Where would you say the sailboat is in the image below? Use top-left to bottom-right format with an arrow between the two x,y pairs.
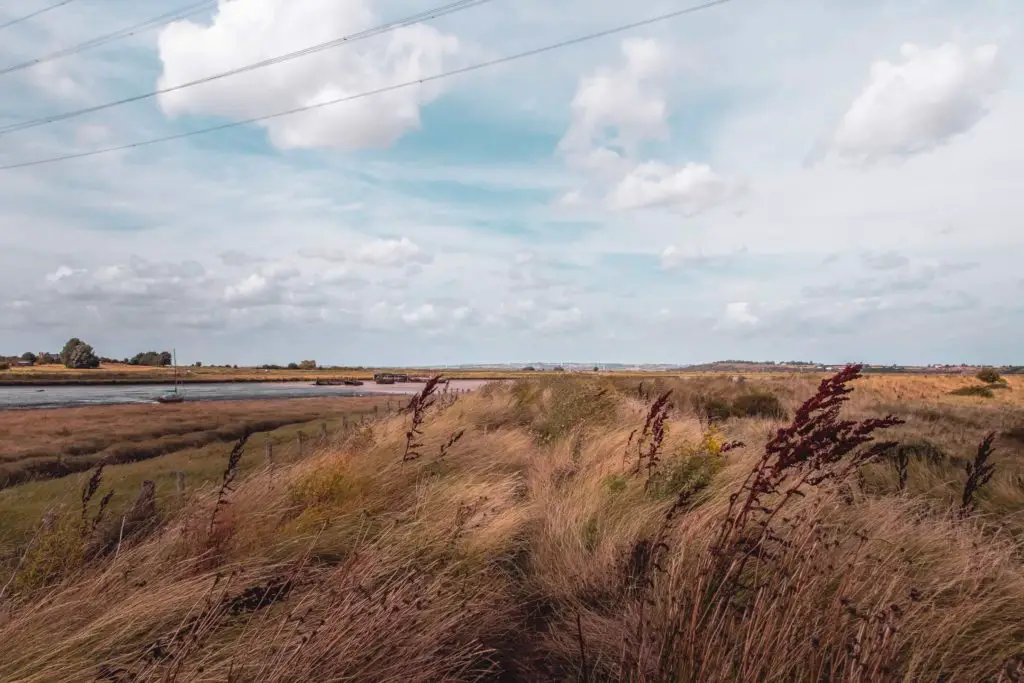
156,349 -> 186,404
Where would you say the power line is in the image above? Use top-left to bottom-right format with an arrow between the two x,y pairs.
0,0 -> 496,134
0,0 -> 736,172
0,0 -> 79,32
0,1 -> 217,77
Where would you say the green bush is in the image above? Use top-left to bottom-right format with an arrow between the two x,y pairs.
693,396 -> 733,423
694,391 -> 787,422
648,453 -> 724,501
976,368 -> 1002,384
731,392 -> 787,420
647,428 -> 730,501
950,385 -> 994,398
885,438 -> 946,465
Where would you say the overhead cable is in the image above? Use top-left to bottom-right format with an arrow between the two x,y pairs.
0,0 -> 78,32
0,1 -> 217,77
0,0 -> 736,171
0,0 -> 496,134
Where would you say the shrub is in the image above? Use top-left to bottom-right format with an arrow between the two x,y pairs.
0,361 -> 9,371
20,352 -> 37,364
950,385 -> 994,398
298,360 -> 317,370
287,362 -> 300,370
693,391 -> 787,422
731,391 -> 787,420
976,367 -> 1002,384
693,395 -> 733,423
648,427 -> 729,501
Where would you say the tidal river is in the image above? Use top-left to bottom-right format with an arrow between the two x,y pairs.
0,379 -> 491,410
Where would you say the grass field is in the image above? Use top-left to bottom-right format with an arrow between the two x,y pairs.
1,363 -> 581,385
0,370 -> 1022,680
5,361 -> 1005,386
0,396 -> 394,489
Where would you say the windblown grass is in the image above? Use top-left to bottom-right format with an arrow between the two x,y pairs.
0,371 -> 1022,681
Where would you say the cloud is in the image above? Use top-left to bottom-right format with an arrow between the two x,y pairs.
46,265 -> 84,283
607,161 -> 740,212
44,258 -> 208,303
559,37 -> 738,215
718,302 -> 759,328
832,42 -> 1005,162
559,37 -> 671,159
156,0 -> 461,150
355,237 -> 431,267
4,0 -> 1024,365
224,273 -> 272,304
536,306 -> 583,332
660,245 -> 746,271
364,300 -> 471,333
802,258 -> 979,300
860,250 -> 909,271
220,250 -> 265,267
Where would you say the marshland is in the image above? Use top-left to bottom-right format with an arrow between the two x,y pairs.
0,367 -> 1021,681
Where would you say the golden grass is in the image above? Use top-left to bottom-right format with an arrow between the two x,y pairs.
0,396 -> 392,489
0,374 -> 1021,680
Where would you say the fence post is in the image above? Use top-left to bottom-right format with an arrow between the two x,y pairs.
321,422 -> 328,442
297,432 -> 305,457
175,471 -> 186,493
265,441 -> 274,465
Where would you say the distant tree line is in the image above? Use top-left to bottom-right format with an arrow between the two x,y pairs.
262,360 -> 317,370
0,341 -> 185,370
129,351 -> 173,367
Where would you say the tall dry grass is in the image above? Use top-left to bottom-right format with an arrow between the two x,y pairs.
0,370 -> 1022,681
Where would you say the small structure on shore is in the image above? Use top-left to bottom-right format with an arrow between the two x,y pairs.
373,372 -> 409,384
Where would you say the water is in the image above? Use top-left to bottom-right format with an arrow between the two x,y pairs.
0,382 -> 415,410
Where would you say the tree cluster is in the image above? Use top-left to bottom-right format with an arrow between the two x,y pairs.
60,338 -> 100,369
129,351 -> 173,367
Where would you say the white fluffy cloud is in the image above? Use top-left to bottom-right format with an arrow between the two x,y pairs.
156,0 -> 460,150
607,161 -> 740,212
559,38 -> 738,215
832,42 -> 1004,162
559,38 -> 671,160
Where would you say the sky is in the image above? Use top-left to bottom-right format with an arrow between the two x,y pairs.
0,0 -> 1021,367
